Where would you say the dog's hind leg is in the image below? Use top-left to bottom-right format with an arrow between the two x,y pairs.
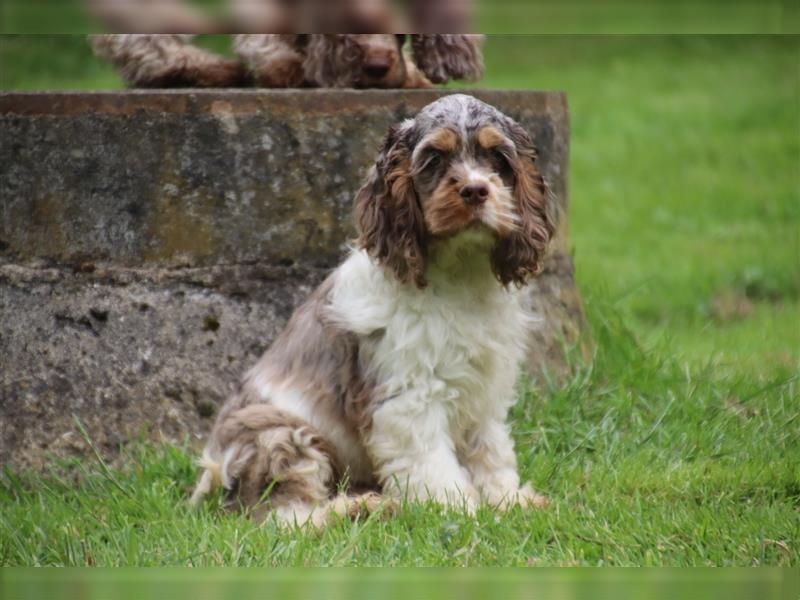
191,404 -> 385,528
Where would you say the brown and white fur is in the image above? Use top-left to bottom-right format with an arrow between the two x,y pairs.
88,34 -> 249,89
89,34 -> 483,89
190,94 -> 556,527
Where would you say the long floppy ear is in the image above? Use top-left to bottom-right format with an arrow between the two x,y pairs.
492,122 -> 557,287
409,34 -> 484,84
355,123 -> 427,288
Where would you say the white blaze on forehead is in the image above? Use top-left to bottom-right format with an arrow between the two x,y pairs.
464,164 -> 492,186
456,95 -> 471,134
415,94 -> 493,141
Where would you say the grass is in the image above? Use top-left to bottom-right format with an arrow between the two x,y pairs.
0,35 -> 798,566
1,314 -> 797,566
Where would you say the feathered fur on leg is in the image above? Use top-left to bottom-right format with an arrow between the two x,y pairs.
232,34 -> 307,88
90,34 -> 248,88
190,404 -> 390,528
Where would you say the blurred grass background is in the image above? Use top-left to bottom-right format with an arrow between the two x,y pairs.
2,568 -> 797,599
0,33 -> 798,566
1,0 -> 798,33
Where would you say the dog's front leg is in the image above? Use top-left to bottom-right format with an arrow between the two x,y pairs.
462,419 -> 549,510
365,393 -> 478,511
232,34 -> 306,87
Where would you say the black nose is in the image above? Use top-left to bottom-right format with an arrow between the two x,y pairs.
460,183 -> 489,205
363,58 -> 391,79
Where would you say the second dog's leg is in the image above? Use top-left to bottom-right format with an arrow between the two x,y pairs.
365,395 -> 478,511
89,34 -> 247,88
232,34 -> 306,87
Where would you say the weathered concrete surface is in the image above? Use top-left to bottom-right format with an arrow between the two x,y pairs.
0,90 -> 583,471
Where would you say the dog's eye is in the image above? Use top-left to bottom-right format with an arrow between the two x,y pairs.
490,149 -> 514,174
491,148 -> 509,166
421,150 -> 444,171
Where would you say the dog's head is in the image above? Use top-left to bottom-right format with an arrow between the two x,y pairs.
304,35 -> 408,88
356,94 -> 556,287
303,34 -> 483,88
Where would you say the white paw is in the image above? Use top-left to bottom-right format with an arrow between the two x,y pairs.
346,491 -> 397,519
488,483 -> 549,511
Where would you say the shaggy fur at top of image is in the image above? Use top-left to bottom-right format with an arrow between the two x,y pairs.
89,34 -> 484,89
190,94 -> 556,527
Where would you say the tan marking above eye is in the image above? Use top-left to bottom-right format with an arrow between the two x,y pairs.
476,126 -> 508,150
427,128 -> 459,152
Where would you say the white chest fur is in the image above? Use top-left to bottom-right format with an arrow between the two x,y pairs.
329,243 -> 531,431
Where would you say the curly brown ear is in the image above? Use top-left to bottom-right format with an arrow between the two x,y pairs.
355,124 -> 427,287
492,122 -> 557,287
410,34 -> 484,84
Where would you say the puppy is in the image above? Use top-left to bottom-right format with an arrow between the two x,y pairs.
89,34 -> 483,89
190,94 -> 555,527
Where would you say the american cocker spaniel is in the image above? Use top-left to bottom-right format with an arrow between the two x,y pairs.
190,94 -> 555,527
89,34 -> 484,89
